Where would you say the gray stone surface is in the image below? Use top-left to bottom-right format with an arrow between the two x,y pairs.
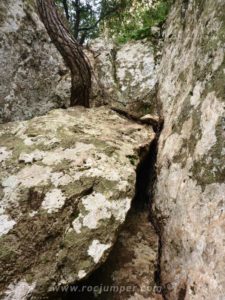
0,0 -> 70,123
154,0 -> 225,298
0,106 -> 154,299
88,38 -> 158,116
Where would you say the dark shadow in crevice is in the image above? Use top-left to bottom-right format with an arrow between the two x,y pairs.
133,135 -> 165,296
132,137 -> 158,211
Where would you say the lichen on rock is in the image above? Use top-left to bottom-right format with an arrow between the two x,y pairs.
0,0 -> 70,123
154,0 -> 225,298
0,106 -> 154,298
88,38 -> 158,116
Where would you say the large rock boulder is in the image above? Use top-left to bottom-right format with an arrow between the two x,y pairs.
89,38 -> 157,116
0,0 -> 70,123
154,0 -> 225,298
0,107 -> 154,299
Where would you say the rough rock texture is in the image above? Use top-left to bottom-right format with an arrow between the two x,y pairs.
154,0 -> 225,298
0,107 -> 154,299
0,0 -> 70,123
89,38 -> 158,116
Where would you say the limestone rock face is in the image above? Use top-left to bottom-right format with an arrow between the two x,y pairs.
89,38 -> 157,116
155,0 -> 225,298
0,0 -> 70,123
0,107 -> 154,299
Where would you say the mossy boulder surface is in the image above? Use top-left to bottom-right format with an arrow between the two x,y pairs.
0,107 -> 154,299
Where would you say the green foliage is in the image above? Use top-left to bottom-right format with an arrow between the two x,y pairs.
105,0 -> 172,44
54,0 -> 126,44
54,0 -> 172,44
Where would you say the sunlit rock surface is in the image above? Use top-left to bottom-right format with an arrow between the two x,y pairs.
154,0 -> 225,298
0,107 -> 154,299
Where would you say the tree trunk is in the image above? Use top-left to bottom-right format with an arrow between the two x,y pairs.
73,0 -> 81,40
36,0 -> 91,107
62,0 -> 70,21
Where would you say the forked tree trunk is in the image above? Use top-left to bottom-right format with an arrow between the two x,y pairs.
36,0 -> 91,107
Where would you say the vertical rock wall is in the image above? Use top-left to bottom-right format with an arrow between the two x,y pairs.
155,0 -> 225,298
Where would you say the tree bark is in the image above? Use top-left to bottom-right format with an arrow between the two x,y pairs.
36,0 -> 91,107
